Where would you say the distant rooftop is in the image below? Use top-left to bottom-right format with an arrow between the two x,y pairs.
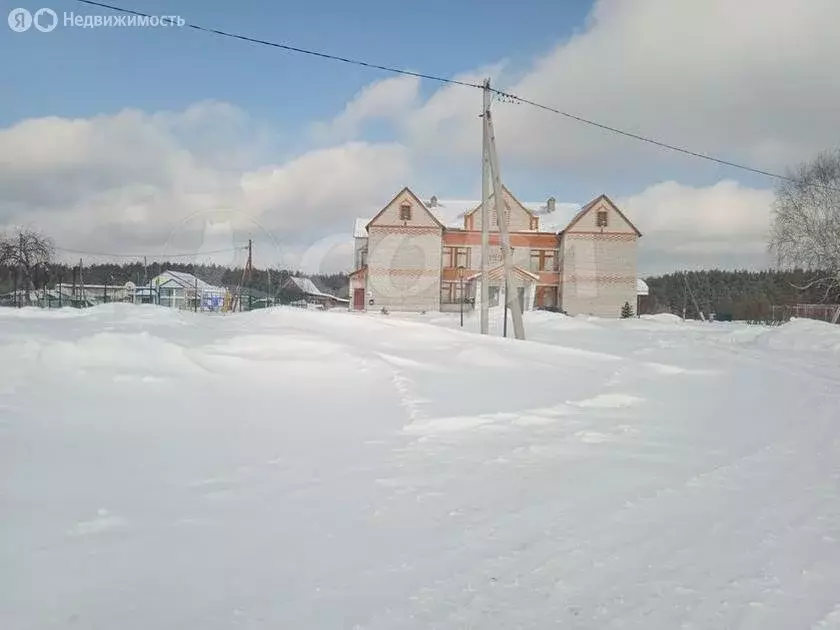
354,194 -> 582,237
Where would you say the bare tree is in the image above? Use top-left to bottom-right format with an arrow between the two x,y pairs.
0,228 -> 55,305
769,149 -> 840,306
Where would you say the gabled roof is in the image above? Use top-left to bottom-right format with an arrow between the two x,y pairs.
563,194 -> 642,237
287,276 -> 328,297
151,270 -> 222,291
355,188 -> 640,237
462,185 -> 536,220
426,199 -> 479,228
464,264 -> 540,283
365,187 -> 445,232
637,278 -> 649,296
286,276 -> 349,302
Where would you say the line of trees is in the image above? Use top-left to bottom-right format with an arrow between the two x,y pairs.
0,228 -> 350,306
642,268 -> 836,320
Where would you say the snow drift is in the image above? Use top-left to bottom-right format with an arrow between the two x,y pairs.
2,304 -> 839,629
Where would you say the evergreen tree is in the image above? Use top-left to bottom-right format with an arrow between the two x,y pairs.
621,301 -> 634,318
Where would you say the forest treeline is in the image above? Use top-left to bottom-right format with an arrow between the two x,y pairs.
643,269 -> 837,320
3,261 -> 837,321
0,261 -> 351,300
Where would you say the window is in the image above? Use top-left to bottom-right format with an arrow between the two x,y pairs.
443,247 -> 470,268
530,216 -> 539,230
530,249 -> 557,272
440,282 -> 465,304
456,247 -> 470,268
596,210 -> 609,228
399,203 -> 412,221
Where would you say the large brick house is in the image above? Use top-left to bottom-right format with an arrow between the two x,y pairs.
350,186 -> 641,318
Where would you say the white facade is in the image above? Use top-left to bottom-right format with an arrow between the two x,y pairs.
559,196 -> 640,318
149,270 -> 226,310
364,188 -> 443,312
352,188 -> 641,318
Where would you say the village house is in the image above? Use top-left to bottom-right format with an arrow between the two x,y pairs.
350,186 -> 642,318
283,276 -> 350,310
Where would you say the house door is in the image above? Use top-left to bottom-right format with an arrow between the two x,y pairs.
353,288 -> 365,310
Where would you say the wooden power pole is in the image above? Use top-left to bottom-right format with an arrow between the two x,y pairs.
231,239 -> 253,312
483,80 -> 525,340
480,80 -> 491,335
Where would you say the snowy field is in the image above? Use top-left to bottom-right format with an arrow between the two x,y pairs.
2,304 -> 840,629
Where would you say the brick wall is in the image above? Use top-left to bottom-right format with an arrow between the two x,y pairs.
560,232 -> 637,317
367,226 -> 442,312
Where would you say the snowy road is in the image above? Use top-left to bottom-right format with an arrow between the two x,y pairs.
2,305 -> 839,628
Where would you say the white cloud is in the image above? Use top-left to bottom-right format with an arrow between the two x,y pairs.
329,0 -> 840,175
311,75 -> 421,143
0,104 -> 411,272
619,180 -> 775,273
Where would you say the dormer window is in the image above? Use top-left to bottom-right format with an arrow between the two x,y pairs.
399,203 -> 412,221
596,210 -> 608,228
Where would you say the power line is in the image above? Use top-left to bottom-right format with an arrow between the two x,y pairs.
491,91 -> 795,183
75,0 -> 482,90
54,245 -> 247,259
74,0 -> 833,190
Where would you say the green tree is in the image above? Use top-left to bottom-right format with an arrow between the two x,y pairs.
621,301 -> 634,318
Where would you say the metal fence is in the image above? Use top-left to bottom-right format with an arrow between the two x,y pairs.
770,304 -> 840,324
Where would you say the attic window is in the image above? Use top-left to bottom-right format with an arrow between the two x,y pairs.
596,210 -> 609,228
530,216 -> 538,230
399,203 -> 412,221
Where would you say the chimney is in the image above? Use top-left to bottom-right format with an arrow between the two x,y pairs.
429,195 -> 438,208
546,196 -> 556,212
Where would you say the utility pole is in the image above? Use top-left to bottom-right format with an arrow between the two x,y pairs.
484,88 -> 526,340
19,232 -> 24,307
479,79 -> 492,335
231,239 -> 253,312
78,258 -> 84,307
503,279 -> 509,337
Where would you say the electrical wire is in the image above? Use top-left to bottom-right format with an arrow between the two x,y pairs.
74,0 -> 835,190
54,245 -> 247,259
74,0 -> 482,90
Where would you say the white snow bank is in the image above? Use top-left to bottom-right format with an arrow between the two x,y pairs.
2,304 -> 840,629
641,312 -> 684,324
717,317 -> 840,357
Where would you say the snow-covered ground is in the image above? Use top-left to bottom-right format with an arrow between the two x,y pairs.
2,305 -> 839,629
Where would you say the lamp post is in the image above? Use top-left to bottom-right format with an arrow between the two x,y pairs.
457,265 -> 466,328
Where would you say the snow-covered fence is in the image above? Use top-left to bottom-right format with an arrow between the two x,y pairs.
771,304 -> 840,324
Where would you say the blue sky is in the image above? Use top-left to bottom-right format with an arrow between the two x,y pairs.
2,0 -> 588,125
2,0 -> 837,273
